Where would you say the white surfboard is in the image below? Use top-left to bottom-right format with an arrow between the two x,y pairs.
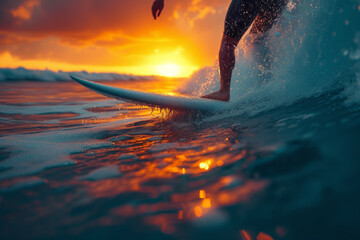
70,75 -> 228,112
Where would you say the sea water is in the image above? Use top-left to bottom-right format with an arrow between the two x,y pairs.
1,0 -> 360,239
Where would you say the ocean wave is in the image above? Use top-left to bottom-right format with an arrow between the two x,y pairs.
0,67 -> 156,82
180,0 -> 360,114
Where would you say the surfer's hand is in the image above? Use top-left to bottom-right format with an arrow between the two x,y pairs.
152,0 -> 164,20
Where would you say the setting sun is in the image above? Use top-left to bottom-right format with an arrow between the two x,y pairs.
156,63 -> 180,77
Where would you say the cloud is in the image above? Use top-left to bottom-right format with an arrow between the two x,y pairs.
10,0 -> 40,20
2,0 -> 179,36
0,0 -> 229,43
0,0 -> 230,74
174,0 -> 226,27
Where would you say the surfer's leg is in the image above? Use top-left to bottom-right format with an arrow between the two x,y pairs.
201,0 -> 260,101
202,35 -> 238,101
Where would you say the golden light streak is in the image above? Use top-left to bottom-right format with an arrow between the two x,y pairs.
199,159 -> 212,171
194,206 -> 203,217
199,162 -> 209,170
217,160 -> 224,166
199,190 -> 206,199
202,198 -> 211,208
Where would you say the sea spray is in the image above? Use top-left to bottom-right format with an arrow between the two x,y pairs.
180,0 -> 360,115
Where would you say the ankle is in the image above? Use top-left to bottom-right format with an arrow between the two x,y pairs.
219,87 -> 230,94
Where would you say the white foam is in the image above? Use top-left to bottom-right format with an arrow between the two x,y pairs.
0,67 -> 156,82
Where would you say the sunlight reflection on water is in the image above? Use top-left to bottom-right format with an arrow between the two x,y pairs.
1,78 -> 359,240
0,79 -> 273,239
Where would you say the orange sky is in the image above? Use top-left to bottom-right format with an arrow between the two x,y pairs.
0,0 -> 230,77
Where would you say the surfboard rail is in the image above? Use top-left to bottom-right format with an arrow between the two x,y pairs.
70,75 -> 227,112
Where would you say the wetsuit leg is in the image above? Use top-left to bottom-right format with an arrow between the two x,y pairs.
202,0 -> 267,101
224,0 -> 261,40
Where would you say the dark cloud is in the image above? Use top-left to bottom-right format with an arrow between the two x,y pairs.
1,0 -> 228,36
0,0 -> 25,29
1,0 -> 181,36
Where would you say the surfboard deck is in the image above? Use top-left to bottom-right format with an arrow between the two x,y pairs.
70,75 -> 228,112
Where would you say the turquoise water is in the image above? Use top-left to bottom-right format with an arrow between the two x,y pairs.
0,77 -> 359,240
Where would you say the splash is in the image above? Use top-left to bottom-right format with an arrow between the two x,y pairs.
180,0 -> 360,114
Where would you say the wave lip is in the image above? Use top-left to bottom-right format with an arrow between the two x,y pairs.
180,0 -> 360,115
0,67 -> 156,82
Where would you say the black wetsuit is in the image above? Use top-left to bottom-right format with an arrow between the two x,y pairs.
224,0 -> 288,40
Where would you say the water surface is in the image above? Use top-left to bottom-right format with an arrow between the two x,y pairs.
0,77 -> 359,240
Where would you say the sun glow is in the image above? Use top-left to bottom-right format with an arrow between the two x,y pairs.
156,63 -> 181,77
0,52 -> 198,78
148,47 -> 199,77
153,63 -> 198,78
154,63 -> 198,78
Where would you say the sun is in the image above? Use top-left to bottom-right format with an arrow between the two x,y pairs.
155,63 -> 181,77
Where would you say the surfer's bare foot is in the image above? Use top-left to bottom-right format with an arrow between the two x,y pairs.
201,89 -> 230,101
